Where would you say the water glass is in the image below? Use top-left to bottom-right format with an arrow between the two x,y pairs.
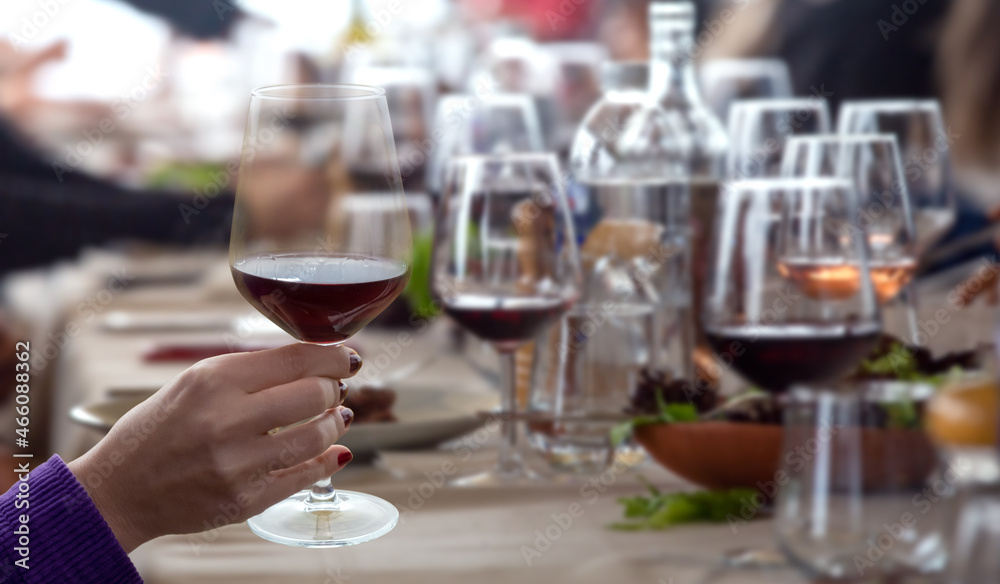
777,382 -> 954,581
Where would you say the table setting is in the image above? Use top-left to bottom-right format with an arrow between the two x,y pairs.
2,1 -> 999,583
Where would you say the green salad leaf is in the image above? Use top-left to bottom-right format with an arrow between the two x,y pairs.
610,401 -> 698,448
402,229 -> 439,319
612,478 -> 757,530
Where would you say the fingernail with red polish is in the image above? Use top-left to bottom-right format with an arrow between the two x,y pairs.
338,451 -> 353,466
338,380 -> 349,402
341,407 -> 354,426
348,350 -> 362,374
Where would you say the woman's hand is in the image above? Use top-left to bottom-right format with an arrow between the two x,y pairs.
68,343 -> 361,553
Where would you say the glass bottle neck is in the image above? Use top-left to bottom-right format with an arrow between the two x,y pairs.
649,30 -> 702,107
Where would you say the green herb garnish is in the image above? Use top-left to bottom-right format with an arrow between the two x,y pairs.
402,229 -> 439,319
610,399 -> 698,448
612,477 -> 757,530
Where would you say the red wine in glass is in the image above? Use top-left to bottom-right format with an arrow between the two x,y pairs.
704,323 -> 880,393
233,252 -> 409,344
442,294 -> 573,351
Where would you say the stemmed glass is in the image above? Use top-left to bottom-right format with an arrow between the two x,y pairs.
726,98 -> 832,179
703,177 -> 882,566
781,134 -> 918,341
837,100 -> 956,255
229,84 -> 411,546
432,153 -> 582,485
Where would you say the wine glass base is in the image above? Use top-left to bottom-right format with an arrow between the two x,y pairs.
247,490 -> 399,547
448,463 -> 545,487
720,547 -> 786,569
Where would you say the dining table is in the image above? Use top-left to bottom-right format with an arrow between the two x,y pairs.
4,246 -> 996,584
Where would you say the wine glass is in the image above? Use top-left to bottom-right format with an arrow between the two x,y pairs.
704,177 -> 881,394
229,84 -> 411,547
703,177 -> 882,567
699,59 -> 794,124
726,98 -> 832,179
432,152 -> 582,485
782,134 -> 919,341
426,93 -> 545,202
349,66 -> 436,193
837,100 -> 956,255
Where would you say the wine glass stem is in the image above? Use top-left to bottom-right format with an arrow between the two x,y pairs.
901,285 -> 921,346
497,349 -> 520,473
306,477 -> 340,510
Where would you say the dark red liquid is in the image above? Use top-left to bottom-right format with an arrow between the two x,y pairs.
232,253 -> 409,344
443,295 -> 571,350
704,324 -> 880,393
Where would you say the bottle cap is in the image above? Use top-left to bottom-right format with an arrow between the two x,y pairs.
650,1 -> 695,30
601,61 -> 649,92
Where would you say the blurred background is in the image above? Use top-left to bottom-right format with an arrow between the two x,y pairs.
0,0 -> 999,474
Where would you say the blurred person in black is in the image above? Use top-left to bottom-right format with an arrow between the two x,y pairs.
0,0 -> 247,279
0,108 -> 234,278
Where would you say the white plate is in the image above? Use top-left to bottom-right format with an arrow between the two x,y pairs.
70,385 -> 498,458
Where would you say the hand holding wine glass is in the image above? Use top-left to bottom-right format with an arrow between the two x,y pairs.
69,344 -> 358,553
229,84 -> 411,547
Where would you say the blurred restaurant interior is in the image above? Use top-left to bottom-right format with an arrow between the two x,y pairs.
1,0 -> 1000,582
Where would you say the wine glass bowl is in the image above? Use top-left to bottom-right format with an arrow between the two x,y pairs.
229,83 -> 411,547
426,94 -> 545,202
837,99 -> 956,255
726,98 -> 832,179
703,178 -> 881,393
781,134 -> 917,305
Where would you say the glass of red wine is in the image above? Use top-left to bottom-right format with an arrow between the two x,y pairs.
229,84 -> 411,547
432,152 -> 581,485
704,177 -> 882,394
702,177 -> 881,568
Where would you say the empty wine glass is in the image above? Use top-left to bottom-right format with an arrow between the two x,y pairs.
432,153 -> 582,485
699,58 -> 794,124
727,98 -> 832,179
704,177 -> 881,394
348,66 -> 436,193
838,100 -> 956,255
426,93 -> 545,201
782,134 -> 919,342
230,84 -> 411,547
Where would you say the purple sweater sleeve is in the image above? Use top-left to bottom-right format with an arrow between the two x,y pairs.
0,455 -> 142,583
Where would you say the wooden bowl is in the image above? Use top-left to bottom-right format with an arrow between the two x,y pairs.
635,422 -> 938,492
635,422 -> 783,490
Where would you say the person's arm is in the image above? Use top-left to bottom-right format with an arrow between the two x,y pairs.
0,173 -> 234,277
0,455 -> 142,583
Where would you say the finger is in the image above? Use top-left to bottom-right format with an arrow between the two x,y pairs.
254,407 -> 354,469
250,377 -> 348,432
266,445 -> 354,495
204,343 -> 361,394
